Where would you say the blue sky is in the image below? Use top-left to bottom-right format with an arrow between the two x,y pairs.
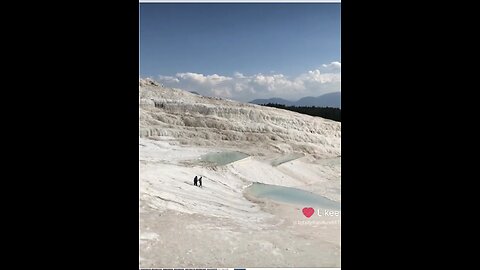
140,3 -> 341,102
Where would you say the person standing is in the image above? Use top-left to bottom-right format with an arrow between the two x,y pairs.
194,176 -> 198,186
198,176 -> 203,187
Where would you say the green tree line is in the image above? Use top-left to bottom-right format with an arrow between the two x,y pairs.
260,103 -> 341,122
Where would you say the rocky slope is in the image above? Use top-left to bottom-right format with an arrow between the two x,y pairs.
140,78 -> 340,157
139,78 -> 341,268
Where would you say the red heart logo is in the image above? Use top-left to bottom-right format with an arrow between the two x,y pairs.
302,207 -> 314,218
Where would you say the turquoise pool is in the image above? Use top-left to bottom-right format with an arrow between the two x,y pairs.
245,182 -> 340,210
199,151 -> 249,166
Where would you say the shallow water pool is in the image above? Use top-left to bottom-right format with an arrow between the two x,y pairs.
270,153 -> 304,166
245,182 -> 340,210
199,151 -> 249,166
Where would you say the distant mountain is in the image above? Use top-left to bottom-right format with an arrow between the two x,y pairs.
250,92 -> 341,108
295,92 -> 341,108
250,97 -> 295,106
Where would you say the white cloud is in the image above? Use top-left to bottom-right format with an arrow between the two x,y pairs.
299,69 -> 341,84
233,72 -> 246,79
156,61 -> 341,102
158,75 -> 179,83
322,61 -> 341,72
176,72 -> 232,85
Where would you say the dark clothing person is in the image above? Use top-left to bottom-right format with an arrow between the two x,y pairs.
198,176 -> 203,187
194,176 -> 198,186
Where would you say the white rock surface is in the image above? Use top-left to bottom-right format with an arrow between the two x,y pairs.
139,78 -> 340,156
139,78 -> 341,268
